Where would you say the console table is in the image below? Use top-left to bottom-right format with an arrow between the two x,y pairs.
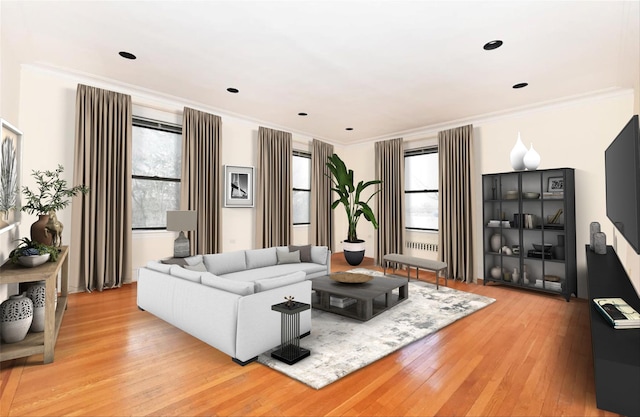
0,246 -> 69,364
585,245 -> 640,416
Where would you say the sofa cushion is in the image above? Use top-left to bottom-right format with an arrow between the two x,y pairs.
311,246 -> 329,265
245,247 -> 277,269
254,271 -> 306,292
201,272 -> 255,296
277,249 -> 300,264
221,263 -> 325,281
184,262 -> 207,272
184,255 -> 203,266
169,265 -> 202,283
289,244 -> 312,262
146,261 -> 172,274
203,251 -> 247,275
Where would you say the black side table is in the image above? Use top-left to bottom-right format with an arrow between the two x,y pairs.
271,301 -> 310,365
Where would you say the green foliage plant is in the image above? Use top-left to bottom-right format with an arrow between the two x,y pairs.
9,237 -> 59,264
326,153 -> 382,242
21,164 -> 89,215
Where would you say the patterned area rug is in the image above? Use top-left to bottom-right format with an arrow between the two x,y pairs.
257,268 -> 496,389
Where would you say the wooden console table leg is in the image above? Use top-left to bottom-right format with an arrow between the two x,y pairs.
43,274 -> 56,364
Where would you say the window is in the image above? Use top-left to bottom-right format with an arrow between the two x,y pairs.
132,117 -> 182,229
405,147 -> 439,231
293,151 -> 311,225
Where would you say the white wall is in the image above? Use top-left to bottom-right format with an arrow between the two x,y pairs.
3,63 -> 639,300
339,89 -> 638,299
10,65 -> 317,292
0,24 -> 23,301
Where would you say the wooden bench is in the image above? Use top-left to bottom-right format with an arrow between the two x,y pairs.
383,253 -> 448,289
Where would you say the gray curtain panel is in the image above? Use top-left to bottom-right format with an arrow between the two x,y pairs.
311,139 -> 334,250
71,84 -> 132,292
375,138 -> 405,265
256,126 -> 292,248
438,124 -> 475,283
182,107 -> 222,255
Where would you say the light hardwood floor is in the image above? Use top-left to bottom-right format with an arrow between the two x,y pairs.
1,254 -> 619,416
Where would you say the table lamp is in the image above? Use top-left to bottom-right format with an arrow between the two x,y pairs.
166,210 -> 197,258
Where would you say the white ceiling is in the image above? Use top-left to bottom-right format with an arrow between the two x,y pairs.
2,1 -> 639,145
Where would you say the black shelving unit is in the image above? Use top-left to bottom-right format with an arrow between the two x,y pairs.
482,168 -> 577,301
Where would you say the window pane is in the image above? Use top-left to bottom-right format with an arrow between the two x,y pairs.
405,153 -> 438,190
293,190 -> 310,224
293,155 -> 311,189
132,126 -> 182,178
132,179 -> 180,228
405,192 -> 438,230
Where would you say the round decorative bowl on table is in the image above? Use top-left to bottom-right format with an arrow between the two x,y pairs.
329,272 -> 373,284
17,253 -> 50,267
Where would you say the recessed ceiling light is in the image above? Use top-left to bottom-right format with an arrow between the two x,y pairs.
298,112 -> 308,116
345,127 -> 354,131
512,82 -> 529,89
483,40 -> 503,51
227,87 -> 239,93
118,51 -> 136,60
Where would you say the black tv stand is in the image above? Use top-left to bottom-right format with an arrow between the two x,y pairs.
585,245 -> 640,416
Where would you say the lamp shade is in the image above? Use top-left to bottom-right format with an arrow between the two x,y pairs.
166,210 -> 197,232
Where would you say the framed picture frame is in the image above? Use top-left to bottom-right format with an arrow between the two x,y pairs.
224,165 -> 254,207
547,176 -> 564,192
1,119 -> 23,234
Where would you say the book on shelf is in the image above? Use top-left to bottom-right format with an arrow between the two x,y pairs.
593,298 -> 640,329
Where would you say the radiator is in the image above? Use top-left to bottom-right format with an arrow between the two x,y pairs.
405,241 -> 438,252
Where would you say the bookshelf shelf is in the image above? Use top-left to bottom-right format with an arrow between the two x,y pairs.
482,169 -> 577,301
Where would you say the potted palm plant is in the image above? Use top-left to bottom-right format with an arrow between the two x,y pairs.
21,164 -> 89,245
326,153 -> 381,265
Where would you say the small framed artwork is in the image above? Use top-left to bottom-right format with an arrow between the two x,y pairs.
224,165 -> 254,207
547,176 -> 564,192
1,119 -> 23,234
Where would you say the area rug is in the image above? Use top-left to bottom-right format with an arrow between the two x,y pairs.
257,269 -> 495,389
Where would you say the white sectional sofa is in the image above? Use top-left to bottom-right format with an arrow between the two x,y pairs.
137,245 -> 330,365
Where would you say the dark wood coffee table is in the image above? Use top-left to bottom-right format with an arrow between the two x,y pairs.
311,274 -> 408,321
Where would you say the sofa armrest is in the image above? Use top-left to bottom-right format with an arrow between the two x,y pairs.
137,267 -> 242,358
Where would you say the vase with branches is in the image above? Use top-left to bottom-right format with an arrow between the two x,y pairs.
21,164 -> 89,245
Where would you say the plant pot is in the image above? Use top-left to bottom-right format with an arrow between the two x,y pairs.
342,240 -> 366,266
31,214 -> 53,246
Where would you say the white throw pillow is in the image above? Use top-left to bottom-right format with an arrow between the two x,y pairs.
184,262 -> 207,272
201,273 -> 255,296
169,265 -> 202,283
254,271 -> 306,292
277,250 -> 301,265
311,246 -> 329,265
184,254 -> 203,266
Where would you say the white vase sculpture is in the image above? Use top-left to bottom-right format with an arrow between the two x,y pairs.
523,143 -> 541,170
490,233 -> 505,252
26,281 -> 46,332
509,132 -> 527,170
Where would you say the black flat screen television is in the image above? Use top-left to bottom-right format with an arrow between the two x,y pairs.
605,114 -> 640,254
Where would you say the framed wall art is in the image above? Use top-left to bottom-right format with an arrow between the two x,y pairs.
1,118 -> 23,233
547,176 -> 564,192
224,165 -> 254,207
